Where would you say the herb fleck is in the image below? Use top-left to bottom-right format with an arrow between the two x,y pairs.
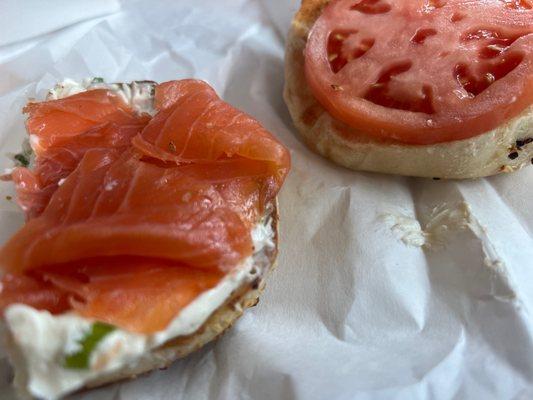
168,141 -> 177,153
508,151 -> 519,160
12,140 -> 34,168
64,322 -> 115,369
13,153 -> 29,167
5,195 -> 12,201
91,77 -> 104,84
500,165 -> 513,173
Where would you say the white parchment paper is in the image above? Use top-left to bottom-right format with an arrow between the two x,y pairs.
0,1 -> 532,399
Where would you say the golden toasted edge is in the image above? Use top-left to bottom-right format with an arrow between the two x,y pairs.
284,0 -> 533,179
295,0 -> 330,29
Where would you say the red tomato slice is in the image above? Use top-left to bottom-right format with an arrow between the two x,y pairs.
305,0 -> 533,144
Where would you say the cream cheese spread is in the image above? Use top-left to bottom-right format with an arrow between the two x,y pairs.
46,78 -> 156,115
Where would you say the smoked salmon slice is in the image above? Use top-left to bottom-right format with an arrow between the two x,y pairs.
1,258 -> 224,333
0,80 -> 290,333
1,149 -> 253,273
0,272 -> 71,315
133,80 -> 289,173
49,258 -> 224,334
133,79 -> 290,225
24,89 -> 149,156
13,121 -> 148,219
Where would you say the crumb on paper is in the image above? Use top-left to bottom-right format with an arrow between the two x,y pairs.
500,165 -> 514,173
381,202 -> 519,304
380,214 -> 426,247
381,202 -> 470,249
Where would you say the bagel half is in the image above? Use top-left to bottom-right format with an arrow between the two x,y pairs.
1,80 -> 282,399
284,0 -> 533,179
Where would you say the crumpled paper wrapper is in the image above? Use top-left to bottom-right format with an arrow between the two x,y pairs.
0,0 -> 120,47
0,1 -> 532,399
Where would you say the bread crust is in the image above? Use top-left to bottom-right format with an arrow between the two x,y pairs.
284,0 -> 533,178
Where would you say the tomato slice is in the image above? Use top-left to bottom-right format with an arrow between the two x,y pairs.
305,0 -> 533,144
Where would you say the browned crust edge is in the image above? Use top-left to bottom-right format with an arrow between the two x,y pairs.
295,0 -> 330,30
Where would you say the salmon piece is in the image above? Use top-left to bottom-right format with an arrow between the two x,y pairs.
53,259 -> 223,333
0,272 -> 71,314
1,259 -> 223,334
24,89 -> 149,156
12,121 -> 148,219
172,158 -> 278,226
0,149 -> 252,274
7,258 -> 223,333
133,79 -> 290,224
10,168 -> 56,220
133,80 -> 289,174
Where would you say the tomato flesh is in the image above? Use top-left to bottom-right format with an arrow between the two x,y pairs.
305,0 -> 533,144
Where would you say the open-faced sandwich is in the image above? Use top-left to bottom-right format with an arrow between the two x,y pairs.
284,0 -> 532,178
0,78 -> 290,399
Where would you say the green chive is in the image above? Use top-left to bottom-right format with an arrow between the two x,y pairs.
64,322 -> 116,369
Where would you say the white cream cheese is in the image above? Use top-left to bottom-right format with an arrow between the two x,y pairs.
4,219 -> 274,400
46,78 -> 156,116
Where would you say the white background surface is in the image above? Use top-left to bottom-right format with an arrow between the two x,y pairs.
0,1 -> 532,399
